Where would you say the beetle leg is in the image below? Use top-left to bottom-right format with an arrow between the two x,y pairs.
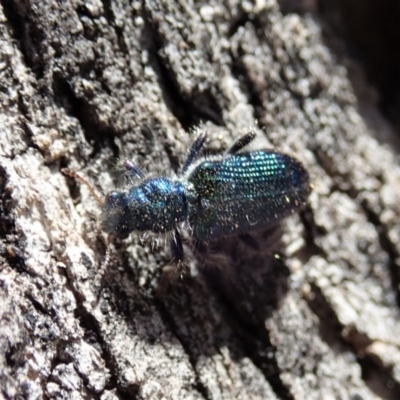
123,160 -> 145,179
227,131 -> 257,154
181,132 -> 207,174
170,229 -> 186,277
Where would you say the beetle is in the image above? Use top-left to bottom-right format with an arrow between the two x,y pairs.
98,131 -> 311,271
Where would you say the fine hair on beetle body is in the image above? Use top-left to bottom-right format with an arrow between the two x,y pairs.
63,131 -> 311,278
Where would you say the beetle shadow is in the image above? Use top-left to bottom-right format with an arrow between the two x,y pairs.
151,224 -> 291,350
196,224 -> 290,326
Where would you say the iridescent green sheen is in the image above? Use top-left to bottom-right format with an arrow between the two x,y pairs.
187,150 -> 310,240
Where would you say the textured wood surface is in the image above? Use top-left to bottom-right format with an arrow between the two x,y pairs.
1,0 -> 400,399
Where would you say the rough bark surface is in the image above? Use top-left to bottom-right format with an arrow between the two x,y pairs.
1,0 -> 400,399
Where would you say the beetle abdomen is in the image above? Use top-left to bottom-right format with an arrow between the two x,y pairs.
188,150 -> 311,240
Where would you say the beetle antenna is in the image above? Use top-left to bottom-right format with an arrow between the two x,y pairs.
62,168 -> 103,205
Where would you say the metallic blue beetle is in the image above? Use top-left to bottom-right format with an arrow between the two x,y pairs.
101,132 -> 311,267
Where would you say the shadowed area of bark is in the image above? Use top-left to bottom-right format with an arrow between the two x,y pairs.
1,0 -> 400,399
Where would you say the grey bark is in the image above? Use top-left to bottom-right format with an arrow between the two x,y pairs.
1,0 -> 400,399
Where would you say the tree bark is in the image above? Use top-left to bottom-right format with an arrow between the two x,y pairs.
1,0 -> 400,399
